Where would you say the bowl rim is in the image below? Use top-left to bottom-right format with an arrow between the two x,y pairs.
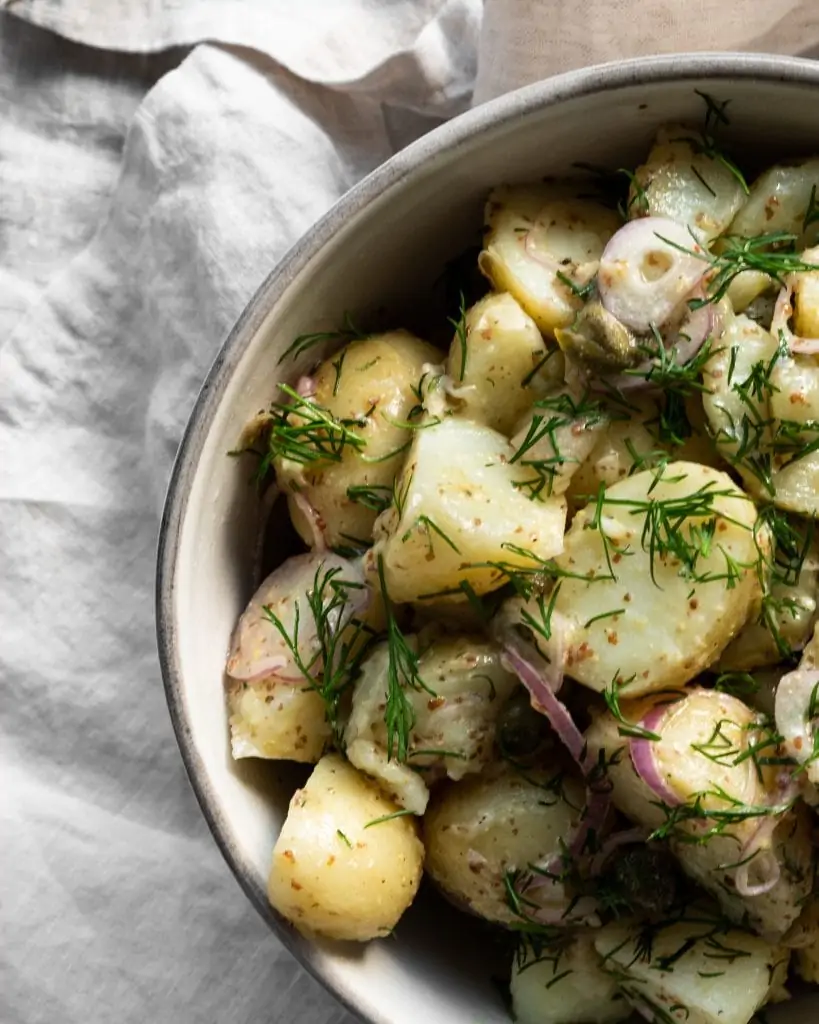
156,50 -> 819,1023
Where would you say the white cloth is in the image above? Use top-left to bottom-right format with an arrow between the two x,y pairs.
2,2 -> 818,1023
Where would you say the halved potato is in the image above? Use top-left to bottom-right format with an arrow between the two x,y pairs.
595,916 -> 782,1024
479,184 -> 620,336
547,462 -> 763,696
275,330 -> 440,548
511,936 -> 630,1024
629,124 -> 746,242
344,633 -> 518,813
267,754 -> 423,941
373,417 -> 566,604
445,291 -> 562,435
729,158 -> 819,247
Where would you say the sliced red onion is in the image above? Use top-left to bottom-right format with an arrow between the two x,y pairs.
516,856 -> 600,926
598,217 -> 708,331
501,647 -> 584,764
291,490 -> 328,552
629,705 -> 681,807
493,598 -> 566,694
775,667 -> 819,782
732,813 -> 782,898
226,552 -> 366,683
772,277 -> 819,355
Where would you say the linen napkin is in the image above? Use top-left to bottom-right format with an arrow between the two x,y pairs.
2,2 -> 817,1023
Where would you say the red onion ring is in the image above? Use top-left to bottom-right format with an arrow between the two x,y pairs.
598,217 -> 708,331
629,704 -> 681,807
501,647 -> 584,764
593,288 -> 722,394
771,276 -> 819,355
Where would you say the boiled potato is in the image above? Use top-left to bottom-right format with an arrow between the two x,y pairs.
445,292 -> 563,435
546,462 -> 763,696
344,633 -> 519,814
224,552 -> 367,761
629,124 -> 746,242
793,245 -> 819,337
479,185 -> 620,336
729,158 -> 819,247
510,389 -> 609,499
275,331 -> 440,548
511,936 -> 630,1024
585,687 -> 813,938
719,531 -> 819,671
704,310 -> 819,516
726,270 -> 775,314
595,916 -> 781,1024
267,754 -> 423,941
227,678 -> 330,762
424,764 -> 587,926
373,417 -> 566,604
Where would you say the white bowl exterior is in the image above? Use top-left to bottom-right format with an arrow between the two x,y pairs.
159,55 -> 819,1024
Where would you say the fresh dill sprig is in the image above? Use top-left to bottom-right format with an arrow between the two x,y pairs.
346,483 -> 393,513
448,292 -> 469,382
590,475 -> 748,586
689,90 -> 749,195
261,563 -> 371,742
401,514 -> 460,556
650,785 -> 795,844
376,555 -> 435,762
510,391 -> 607,500
267,384 -> 367,466
659,230 -> 819,309
277,312 -> 362,364
603,677 -> 665,740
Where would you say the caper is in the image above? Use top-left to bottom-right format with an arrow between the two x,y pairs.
603,845 -> 682,917
496,689 -> 550,759
556,299 -> 641,371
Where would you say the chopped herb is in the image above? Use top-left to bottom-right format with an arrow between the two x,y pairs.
448,292 -> 469,382
346,484 -> 392,513
401,514 -> 460,556
604,677 -> 671,740
336,829 -> 353,848
277,312 -> 361,364
804,183 -> 819,232
363,808 -> 416,828
376,555 -> 435,761
266,384 -> 366,466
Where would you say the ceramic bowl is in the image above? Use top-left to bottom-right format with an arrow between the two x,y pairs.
157,52 -> 819,1024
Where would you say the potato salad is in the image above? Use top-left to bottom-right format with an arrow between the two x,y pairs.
226,95 -> 819,1024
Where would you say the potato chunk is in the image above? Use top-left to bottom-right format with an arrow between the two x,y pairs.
479,185 -> 620,336
424,764 -> 586,926
344,633 -> 518,813
445,291 -> 562,435
629,124 -> 746,242
585,688 -> 814,938
511,936 -> 630,1024
549,462 -> 762,696
373,417 -> 566,603
275,330 -> 439,548
729,158 -> 819,247
267,755 -> 423,941
595,917 -> 782,1024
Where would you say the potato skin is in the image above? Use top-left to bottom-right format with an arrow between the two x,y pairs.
445,291 -> 561,436
424,764 -> 584,926
277,331 -> 440,548
551,462 -> 763,697
267,755 -> 423,941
